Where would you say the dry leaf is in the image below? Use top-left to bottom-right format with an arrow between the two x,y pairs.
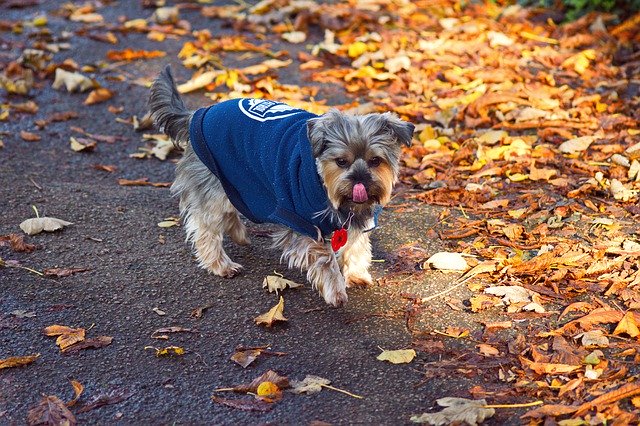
230,349 -> 263,369
84,88 -> 113,105
410,398 -> 494,425
52,68 -> 94,92
27,395 -> 76,426
377,348 -> 416,364
0,233 -> 37,252
558,136 -> 595,154
67,380 -> 84,407
117,178 -> 171,187
43,267 -> 90,277
106,49 -> 166,61
44,325 -> 86,350
20,217 -> 73,235
254,296 -> 287,327
262,275 -> 303,294
613,311 -> 640,338
70,137 -> 97,152
62,336 -> 113,354
290,375 -> 331,395
423,252 -> 468,271
484,285 -> 535,305
20,131 -> 41,142
0,354 -> 39,370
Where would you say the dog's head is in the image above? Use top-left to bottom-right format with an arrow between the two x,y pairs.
307,110 -> 414,219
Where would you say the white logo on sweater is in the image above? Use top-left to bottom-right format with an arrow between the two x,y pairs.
238,99 -> 302,122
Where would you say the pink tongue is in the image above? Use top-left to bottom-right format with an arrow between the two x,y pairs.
352,183 -> 368,203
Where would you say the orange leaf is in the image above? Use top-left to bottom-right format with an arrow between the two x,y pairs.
106,49 -> 166,61
84,88 -> 113,105
613,311 -> 640,338
0,354 -> 40,370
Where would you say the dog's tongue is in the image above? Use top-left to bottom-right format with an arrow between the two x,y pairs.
352,183 -> 368,203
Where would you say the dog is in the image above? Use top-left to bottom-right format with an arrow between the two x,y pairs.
149,66 -> 414,306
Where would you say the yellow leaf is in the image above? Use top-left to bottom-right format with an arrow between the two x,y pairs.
506,172 -> 529,182
67,380 -> 84,407
256,381 -> 279,396
154,346 -> 185,356
348,41 -> 368,58
613,312 -> 640,338
377,348 -> 416,364
254,296 -> 287,327
508,208 -> 527,219
32,15 -> 48,27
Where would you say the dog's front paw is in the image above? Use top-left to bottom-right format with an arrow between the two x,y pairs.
345,271 -> 373,288
208,261 -> 243,278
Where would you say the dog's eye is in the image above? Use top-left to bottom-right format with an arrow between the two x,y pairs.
368,157 -> 382,167
335,158 -> 350,168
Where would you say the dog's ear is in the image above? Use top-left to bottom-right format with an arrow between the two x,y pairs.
306,116 -> 326,157
382,112 -> 415,147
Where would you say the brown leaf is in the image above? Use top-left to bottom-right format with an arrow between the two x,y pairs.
150,327 -> 193,339
211,396 -> 273,412
521,404 -> 578,419
519,356 -> 580,375
575,382 -> 640,417
254,296 -> 287,327
67,380 -> 84,407
117,178 -> 171,187
43,267 -> 90,278
235,370 -> 290,394
230,349 -> 263,368
27,395 -> 77,426
76,388 -> 134,413
93,164 -> 117,173
0,234 -> 37,253
0,353 -> 39,370
62,336 -> 113,354
20,131 -> 41,142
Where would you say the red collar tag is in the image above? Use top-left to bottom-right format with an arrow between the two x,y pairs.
331,228 -> 348,252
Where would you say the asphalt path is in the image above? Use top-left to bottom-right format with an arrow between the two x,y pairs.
0,2 -> 520,424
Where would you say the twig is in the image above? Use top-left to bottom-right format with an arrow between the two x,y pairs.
213,387 -> 236,392
320,384 -> 363,399
29,177 -> 42,190
483,400 -> 543,409
421,274 -> 473,303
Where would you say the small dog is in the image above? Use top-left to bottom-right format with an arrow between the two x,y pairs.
149,66 -> 414,306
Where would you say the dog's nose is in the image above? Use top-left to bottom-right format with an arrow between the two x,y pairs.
349,159 -> 372,185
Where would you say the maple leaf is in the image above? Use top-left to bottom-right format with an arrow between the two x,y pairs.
262,275 -> 303,294
254,296 -> 287,327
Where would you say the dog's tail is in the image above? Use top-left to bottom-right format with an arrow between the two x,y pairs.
149,65 -> 191,149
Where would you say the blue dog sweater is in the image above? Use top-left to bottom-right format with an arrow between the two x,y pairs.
189,98 -> 338,240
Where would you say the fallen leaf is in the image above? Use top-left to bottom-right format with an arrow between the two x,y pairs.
70,137 -> 97,152
20,131 -> 41,142
211,396 -> 273,412
377,348 -> 416,364
84,88 -> 113,105
150,326 -> 193,339
484,285 -> 535,305
67,380 -> 84,407
230,349 -> 263,368
558,136 -> 595,154
62,336 -> 113,354
234,370 -> 290,394
27,395 -> 76,426
254,296 -> 287,327
148,346 -> 185,357
477,344 -> 500,356
0,234 -> 37,252
423,252 -> 468,271
613,311 -> 640,338
43,325 -> 86,350
106,49 -> 166,61
20,217 -> 72,235
76,388 -> 134,413
575,330 -> 610,348
117,178 -> 171,187
290,375 -> 331,395
11,309 -> 36,318
43,267 -> 90,277
52,68 -> 94,92
410,397 -> 494,425
262,275 -> 303,294
0,354 -> 39,370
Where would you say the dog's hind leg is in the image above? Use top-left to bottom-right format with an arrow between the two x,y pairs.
174,148 -> 243,278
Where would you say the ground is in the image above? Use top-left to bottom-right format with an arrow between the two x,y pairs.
2,1 -> 640,425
